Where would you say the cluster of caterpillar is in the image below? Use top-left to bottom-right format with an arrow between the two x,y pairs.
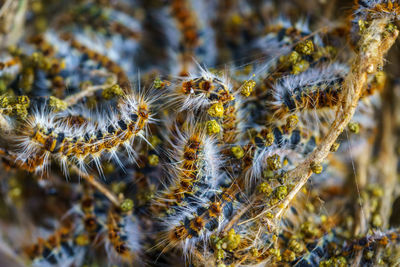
153,127 -> 233,252
0,0 -> 398,266
23,185 -> 141,266
14,93 -> 152,176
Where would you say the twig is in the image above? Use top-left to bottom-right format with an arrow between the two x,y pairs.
63,72 -> 117,106
72,166 -> 120,207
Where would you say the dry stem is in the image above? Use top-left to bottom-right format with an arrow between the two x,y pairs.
63,72 -> 117,106
72,166 -> 120,206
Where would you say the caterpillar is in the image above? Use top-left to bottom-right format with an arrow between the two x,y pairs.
159,0 -> 216,76
77,187 -> 106,242
341,229 -> 400,256
15,92 -> 152,176
23,223 -> 85,267
26,35 -> 67,97
295,228 -> 400,266
159,181 -> 242,257
153,126 -> 229,256
53,2 -> 142,79
253,17 -> 337,79
58,32 -> 132,92
270,63 -> 386,123
15,31 -> 118,99
271,63 -> 348,119
255,17 -> 316,57
0,148 -> 48,174
56,2 -> 142,41
154,126 -> 222,213
105,208 -> 141,264
170,67 -> 233,112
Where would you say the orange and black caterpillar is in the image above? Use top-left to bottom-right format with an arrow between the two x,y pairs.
153,128 -> 222,213
105,207 -> 141,263
169,0 -> 201,75
271,63 -> 385,119
160,181 -> 242,254
15,94 -> 152,176
58,33 -> 131,92
0,57 -> 20,70
23,222 -> 83,267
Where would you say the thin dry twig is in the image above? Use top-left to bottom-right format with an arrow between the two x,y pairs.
63,72 -> 117,106
72,166 -> 120,206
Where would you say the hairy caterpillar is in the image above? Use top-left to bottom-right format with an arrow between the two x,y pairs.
271,63 -> 347,119
169,0 -> 203,75
159,0 -> 216,75
75,187 -> 106,242
56,2 -> 142,41
15,93 -> 152,176
170,67 -> 233,111
58,32 -> 132,92
105,209 -> 141,264
23,223 -> 85,267
23,32 -> 121,99
270,63 -> 385,120
255,17 -> 316,57
26,35 -> 68,97
253,17 -> 336,78
154,126 -> 222,213
296,228 -> 400,266
53,2 -> 142,78
341,229 -> 400,255
0,148 -> 48,174
153,126 -> 231,256
158,181 -> 242,257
